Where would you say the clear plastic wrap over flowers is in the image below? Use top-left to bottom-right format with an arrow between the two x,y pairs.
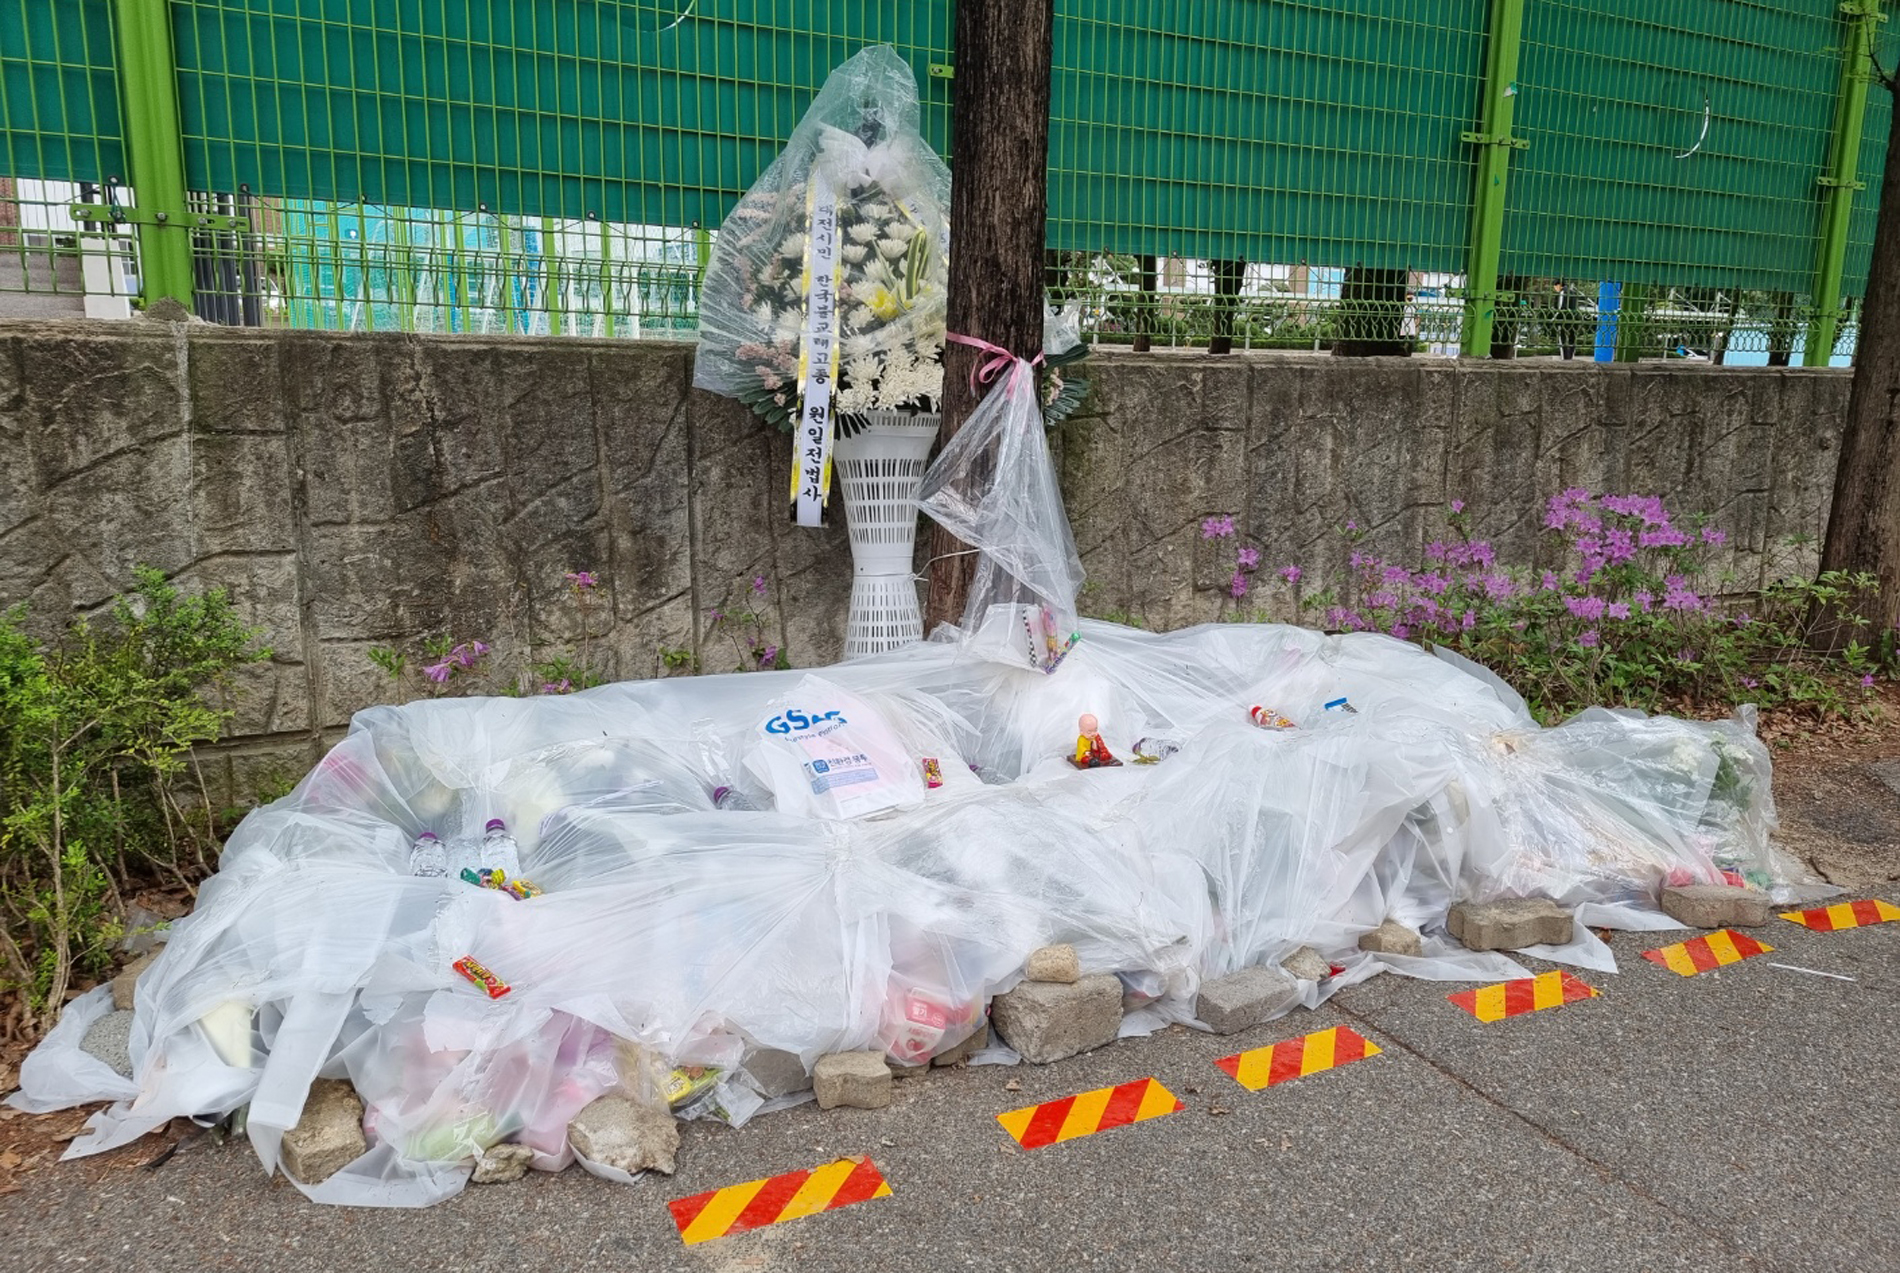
693,45 -> 949,430
12,620 -> 1830,1207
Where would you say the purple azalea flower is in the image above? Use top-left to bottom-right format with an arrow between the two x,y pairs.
565,570 -> 599,589
1862,673 -> 1877,688
1606,602 -> 1631,621
1279,564 -> 1301,584
759,644 -> 780,666
1632,590 -> 1654,612
1577,629 -> 1600,648
1236,546 -> 1261,571
1390,623 -> 1412,640
752,574 -> 769,597
1565,595 -> 1606,622
1229,572 -> 1249,598
1701,527 -> 1727,547
1201,515 -> 1236,540
423,661 -> 452,684
539,679 -> 573,694
1345,519 -> 1360,531
1450,499 -> 1465,513
1461,609 -> 1477,631
1741,675 -> 1760,690
1541,571 -> 1561,591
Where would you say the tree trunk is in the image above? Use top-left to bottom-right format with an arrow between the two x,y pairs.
1818,91 -> 1900,639
1207,258 -> 1246,354
923,0 -> 1055,632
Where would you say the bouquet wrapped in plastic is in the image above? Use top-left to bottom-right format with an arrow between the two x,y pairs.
694,45 -> 950,440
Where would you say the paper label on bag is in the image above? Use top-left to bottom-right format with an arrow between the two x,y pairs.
748,681 -> 925,820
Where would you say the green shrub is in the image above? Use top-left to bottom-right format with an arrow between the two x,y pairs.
0,568 -> 267,1024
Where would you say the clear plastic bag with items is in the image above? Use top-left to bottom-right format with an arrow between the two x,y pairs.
917,359 -> 1084,673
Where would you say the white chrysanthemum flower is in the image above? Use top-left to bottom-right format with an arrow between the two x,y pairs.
778,233 -> 806,259
837,380 -> 873,411
843,353 -> 882,386
773,307 -> 804,342
847,222 -> 880,244
753,302 -> 775,330
876,235 -> 912,260
840,244 -> 869,265
863,202 -> 893,220
846,304 -> 877,330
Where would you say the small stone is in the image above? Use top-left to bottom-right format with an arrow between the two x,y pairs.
990,974 -> 1122,1065
932,1021 -> 990,1067
80,1009 -> 135,1078
1448,898 -> 1575,951
1661,884 -> 1771,929
743,1048 -> 811,1099
568,1096 -> 680,1176
111,950 -> 159,1012
471,1143 -> 534,1184
1195,967 -> 1299,1035
1280,946 -> 1332,983
813,1052 -> 892,1110
280,1079 -> 367,1185
1358,919 -> 1424,958
1024,944 -> 1080,984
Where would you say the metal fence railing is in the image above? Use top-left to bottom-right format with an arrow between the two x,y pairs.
1,0 -> 1891,363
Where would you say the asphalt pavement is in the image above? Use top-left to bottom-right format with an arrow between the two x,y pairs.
3,906 -> 1895,1273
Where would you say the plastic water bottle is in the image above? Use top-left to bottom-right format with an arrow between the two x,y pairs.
712,785 -> 762,811
480,818 -> 523,877
408,831 -> 448,878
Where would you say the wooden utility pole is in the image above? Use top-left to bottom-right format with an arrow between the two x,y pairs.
923,0 -> 1056,632
1818,72 -> 1900,638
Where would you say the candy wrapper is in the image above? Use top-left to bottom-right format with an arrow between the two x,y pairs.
453,956 -> 512,1000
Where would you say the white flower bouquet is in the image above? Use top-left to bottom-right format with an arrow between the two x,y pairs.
694,46 -> 950,440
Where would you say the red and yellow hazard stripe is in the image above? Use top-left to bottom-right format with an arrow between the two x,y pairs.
1779,899 -> 1900,932
995,1077 -> 1181,1150
1448,970 -> 1600,1023
667,1157 -> 891,1245
1642,928 -> 1773,976
1214,1025 -> 1380,1091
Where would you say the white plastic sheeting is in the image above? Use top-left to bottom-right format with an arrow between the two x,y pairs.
12,619 -> 1826,1205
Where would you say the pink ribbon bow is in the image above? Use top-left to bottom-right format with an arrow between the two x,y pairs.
947,332 -> 1043,394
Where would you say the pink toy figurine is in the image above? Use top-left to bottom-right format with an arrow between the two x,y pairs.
1070,714 -> 1121,769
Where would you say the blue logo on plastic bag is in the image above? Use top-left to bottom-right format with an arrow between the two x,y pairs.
764,708 -> 846,735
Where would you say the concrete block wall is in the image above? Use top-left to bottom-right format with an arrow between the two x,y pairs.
0,319 -> 1848,799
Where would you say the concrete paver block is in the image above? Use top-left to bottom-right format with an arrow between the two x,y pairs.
1448,898 -> 1575,951
1281,946 -> 1333,982
1359,919 -> 1424,957
471,1144 -> 534,1184
1025,944 -> 1080,983
80,1009 -> 135,1078
1196,966 -> 1300,1035
1661,884 -> 1770,929
991,974 -> 1122,1064
281,1079 -> 367,1185
813,1052 -> 892,1110
111,950 -> 158,1012
568,1096 -> 680,1175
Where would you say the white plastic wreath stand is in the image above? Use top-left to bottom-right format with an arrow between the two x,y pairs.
833,410 -> 941,658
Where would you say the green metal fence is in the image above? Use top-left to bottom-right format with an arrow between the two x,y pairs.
1,0 -> 1891,361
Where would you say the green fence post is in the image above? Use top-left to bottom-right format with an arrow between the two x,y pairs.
1805,0 -> 1884,367
110,0 -> 194,310
1459,0 -> 1529,359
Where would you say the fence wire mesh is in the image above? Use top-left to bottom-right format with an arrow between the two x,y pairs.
0,0 -> 1892,362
